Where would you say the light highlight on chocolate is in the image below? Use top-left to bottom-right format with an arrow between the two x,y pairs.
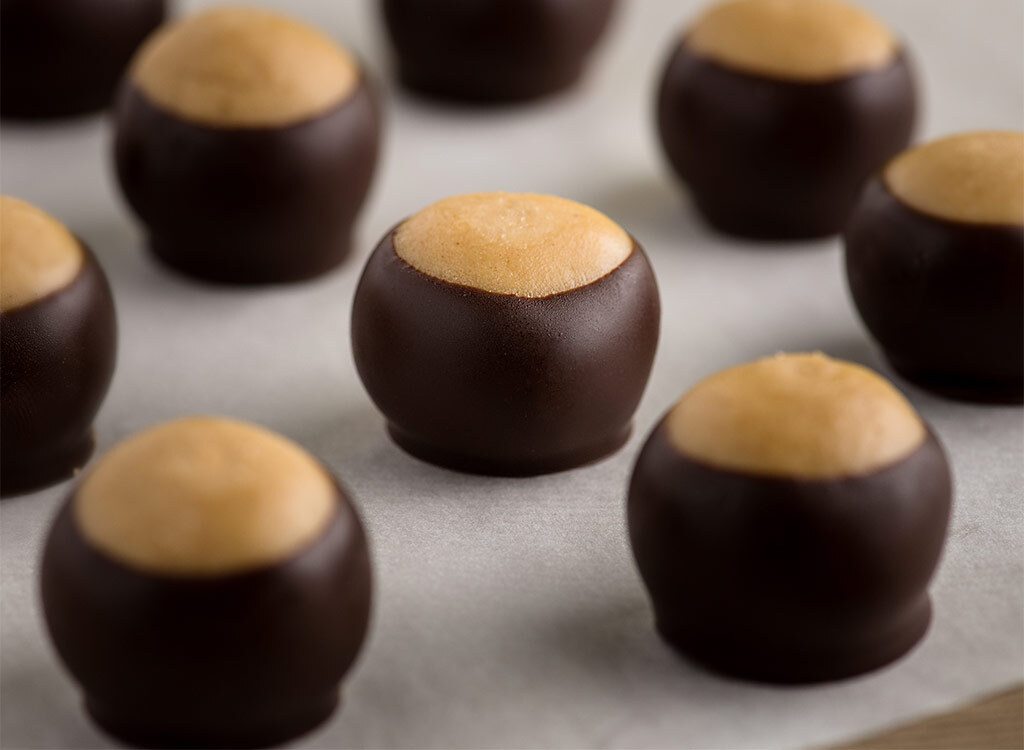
76,417 -> 336,576
393,193 -> 633,298
666,352 -> 925,478
0,196 -> 83,312
687,0 -> 897,81
131,6 -> 359,128
884,131 -> 1024,226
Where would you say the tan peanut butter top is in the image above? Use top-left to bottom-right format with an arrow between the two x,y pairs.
687,0 -> 898,81
666,353 -> 926,479
76,417 -> 338,576
1,196 -> 83,313
393,193 -> 634,298
884,131 -> 1024,226
131,6 -> 360,128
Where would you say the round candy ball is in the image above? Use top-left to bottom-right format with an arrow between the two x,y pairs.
0,0 -> 166,120
41,417 -> 372,748
114,7 -> 381,284
628,353 -> 952,683
381,0 -> 617,103
845,131 -> 1024,403
352,192 -> 660,475
0,197 -> 117,496
656,0 -> 916,239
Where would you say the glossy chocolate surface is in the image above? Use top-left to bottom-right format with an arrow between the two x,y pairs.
41,481 -> 372,748
382,0 -> 616,103
656,42 -> 916,239
846,180 -> 1024,403
113,78 -> 380,284
1,243 -> 117,496
352,232 -> 660,475
0,0 -> 166,120
628,422 -> 951,683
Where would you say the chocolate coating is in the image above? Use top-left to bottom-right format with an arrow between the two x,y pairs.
41,478 -> 371,748
351,231 -> 659,475
845,179 -> 1024,403
0,0 -> 166,120
656,43 -> 916,239
381,0 -> 617,103
113,78 -> 380,284
628,421 -> 952,683
1,243 -> 117,496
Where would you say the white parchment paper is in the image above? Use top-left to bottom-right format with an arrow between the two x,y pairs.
2,1 -> 1022,748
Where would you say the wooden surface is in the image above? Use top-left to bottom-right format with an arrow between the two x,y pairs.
835,685 -> 1023,749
